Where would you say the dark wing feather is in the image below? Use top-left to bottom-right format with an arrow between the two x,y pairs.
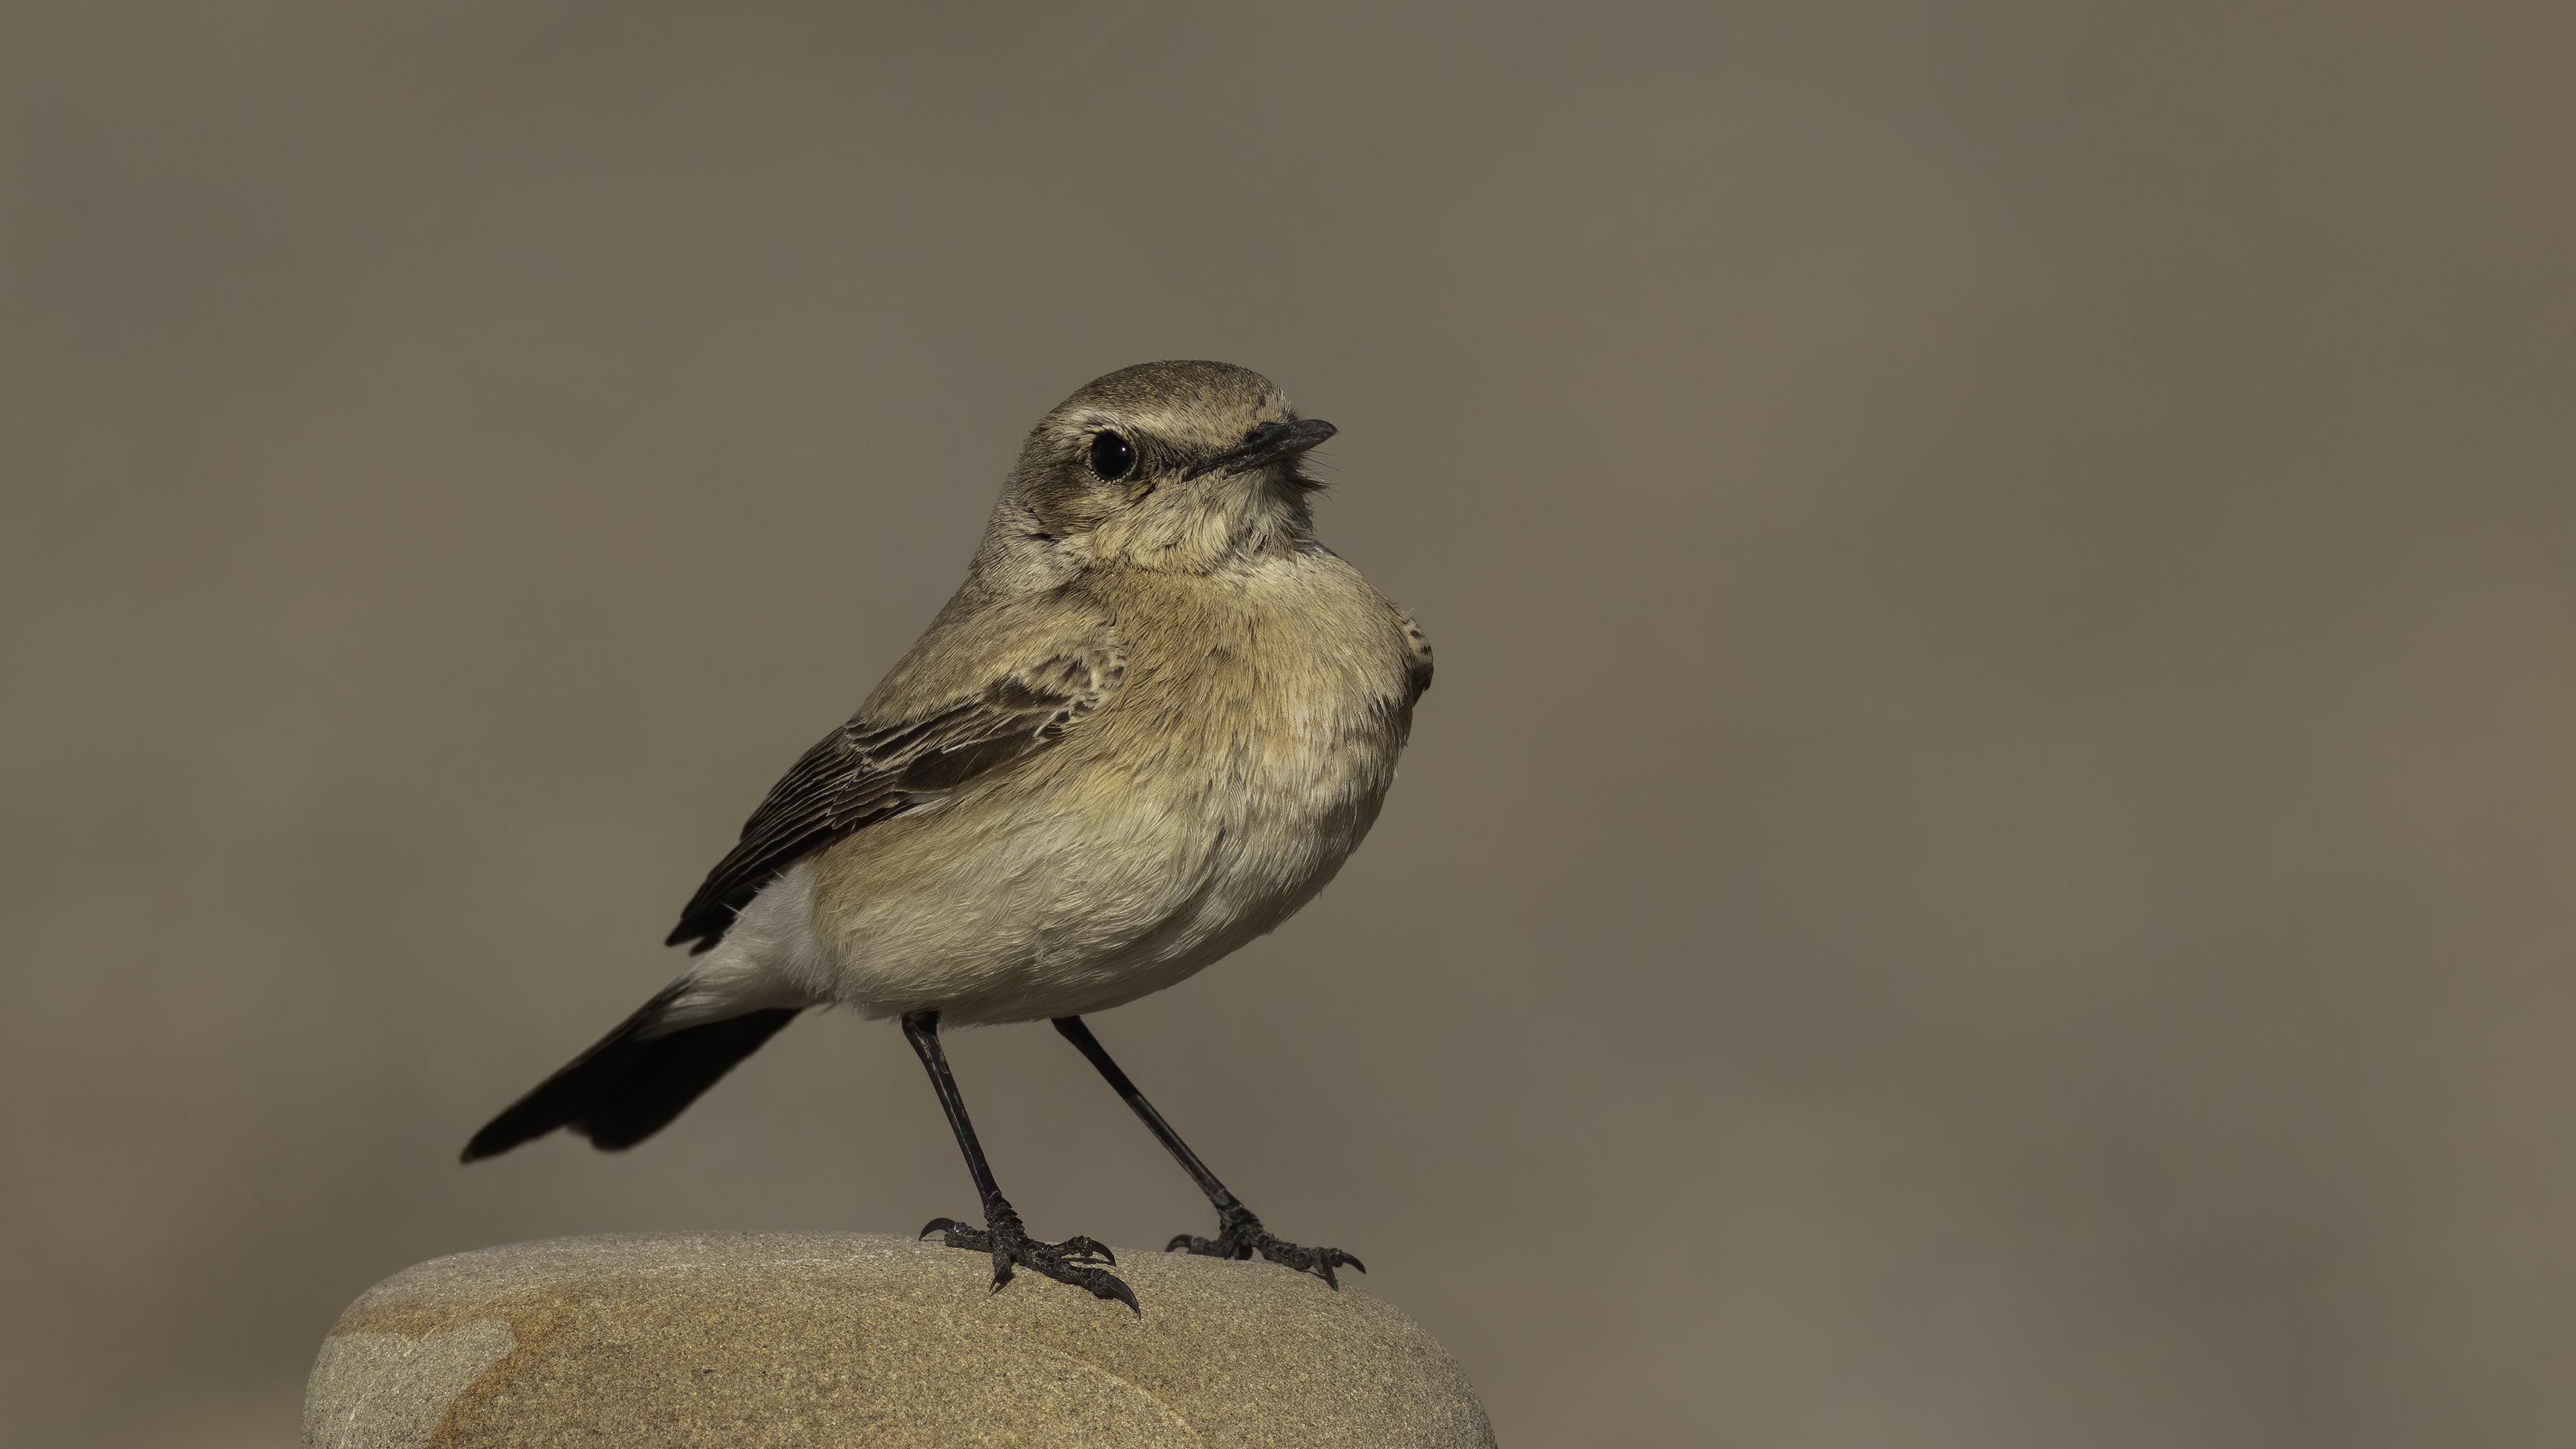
665,652 -> 1120,951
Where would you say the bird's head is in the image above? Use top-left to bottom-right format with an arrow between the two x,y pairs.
981,360 -> 1336,580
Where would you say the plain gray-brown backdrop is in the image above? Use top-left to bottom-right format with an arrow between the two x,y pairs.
5,1 -> 2572,1445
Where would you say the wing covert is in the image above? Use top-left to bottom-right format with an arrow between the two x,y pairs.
665,647 -> 1122,951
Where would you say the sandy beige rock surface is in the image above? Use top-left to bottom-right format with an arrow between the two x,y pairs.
303,1232 -> 1497,1448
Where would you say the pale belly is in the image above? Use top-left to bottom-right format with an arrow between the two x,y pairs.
666,699 -> 1406,1028
810,713 -> 1403,1024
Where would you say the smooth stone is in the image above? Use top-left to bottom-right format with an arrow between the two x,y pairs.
303,1231 -> 1497,1448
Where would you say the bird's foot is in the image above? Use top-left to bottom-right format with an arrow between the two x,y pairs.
1168,1203 -> 1365,1289
920,1201 -> 1137,1313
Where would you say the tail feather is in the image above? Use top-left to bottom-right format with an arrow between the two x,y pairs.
461,985 -> 802,1162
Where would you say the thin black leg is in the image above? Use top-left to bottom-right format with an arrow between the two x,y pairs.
1052,1016 -> 1364,1288
904,1011 -> 1135,1311
902,1010 -> 1010,1209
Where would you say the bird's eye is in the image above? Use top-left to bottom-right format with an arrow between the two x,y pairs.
1088,431 -> 1136,482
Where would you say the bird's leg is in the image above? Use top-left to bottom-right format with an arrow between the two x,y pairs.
1051,1016 -> 1364,1289
902,1011 -> 1136,1313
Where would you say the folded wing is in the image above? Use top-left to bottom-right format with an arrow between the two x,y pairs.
665,647 -> 1124,953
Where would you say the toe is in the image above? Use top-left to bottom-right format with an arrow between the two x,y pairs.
1057,1234 -> 1116,1265
1091,1271 -> 1140,1316
1252,1236 -> 1363,1288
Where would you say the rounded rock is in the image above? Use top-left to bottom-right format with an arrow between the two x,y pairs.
303,1232 -> 1497,1448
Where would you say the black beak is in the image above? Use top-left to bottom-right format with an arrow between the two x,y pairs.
1182,418 -> 1338,480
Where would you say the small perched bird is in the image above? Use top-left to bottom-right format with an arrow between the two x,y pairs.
463,361 -> 1432,1311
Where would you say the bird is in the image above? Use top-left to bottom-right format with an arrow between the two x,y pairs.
461,360 -> 1433,1312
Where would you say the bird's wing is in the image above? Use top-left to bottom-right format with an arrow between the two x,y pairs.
665,645 -> 1124,951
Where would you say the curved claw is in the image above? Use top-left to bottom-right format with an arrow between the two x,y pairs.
1099,1273 -> 1141,1316
920,1217 -> 966,1240
1058,1235 -> 1117,1266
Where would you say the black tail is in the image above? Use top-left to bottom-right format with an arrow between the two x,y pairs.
461,985 -> 802,1162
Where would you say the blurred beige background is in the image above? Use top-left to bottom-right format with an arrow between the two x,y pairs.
5,1 -> 2573,1445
